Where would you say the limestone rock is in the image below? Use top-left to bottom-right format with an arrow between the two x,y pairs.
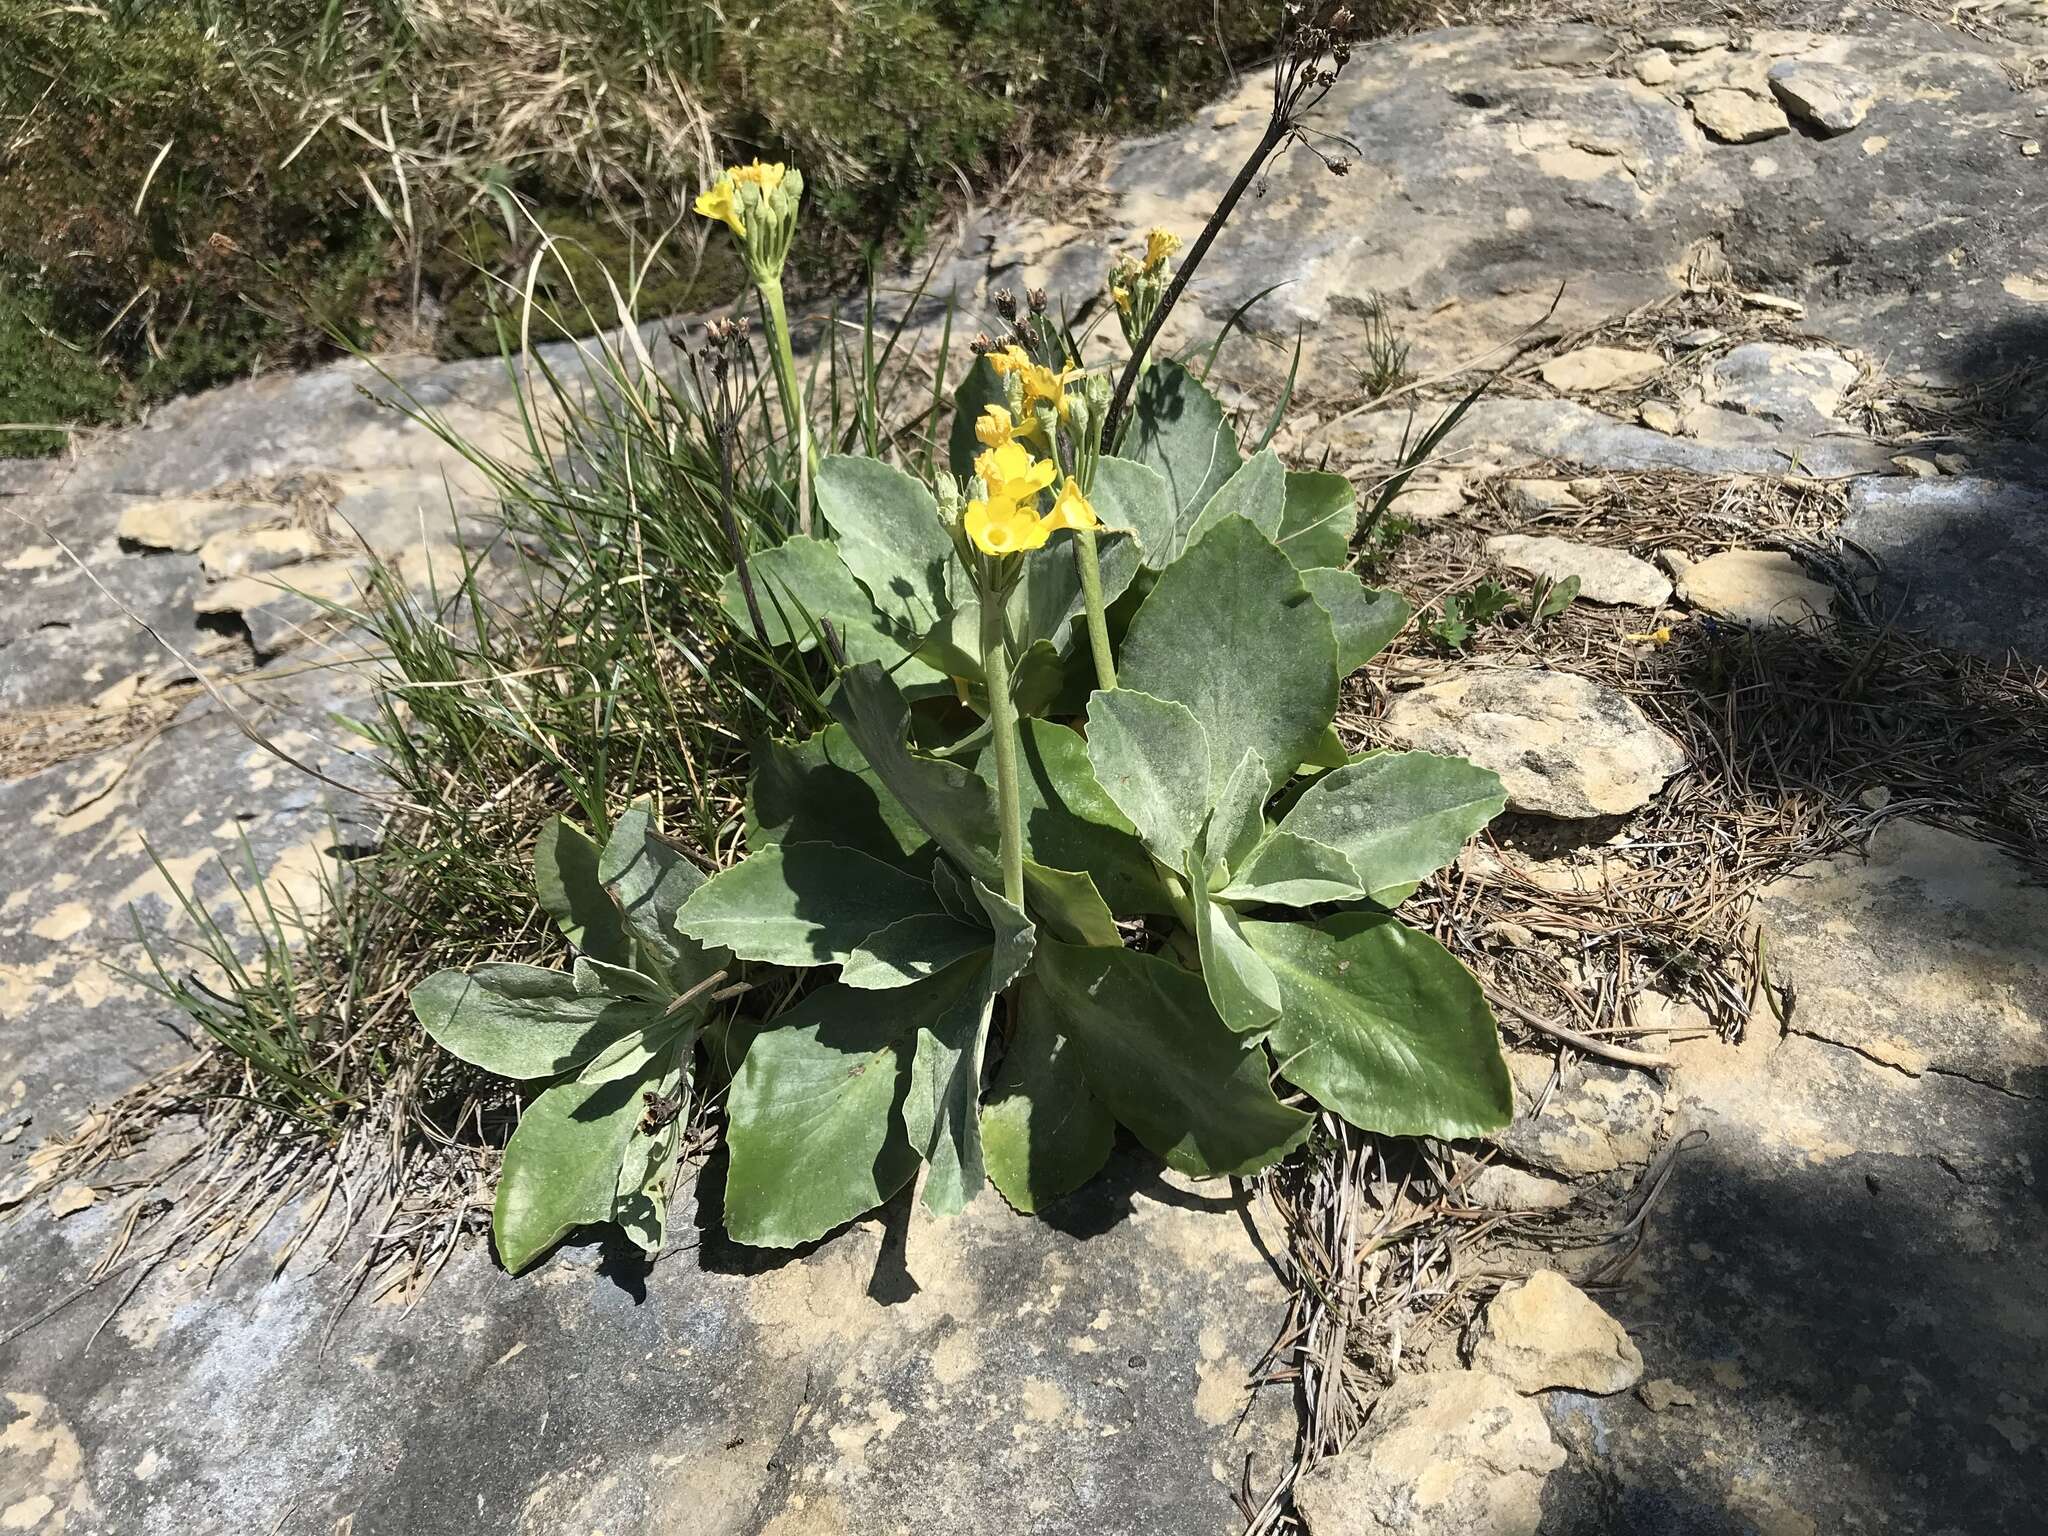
1468,1270 -> 1645,1395
1768,60 -> 1876,135
1497,1051 -> 1666,1177
1695,342 -> 1858,432
1293,1370 -> 1565,1536
116,496 -> 268,553
1465,1164 -> 1576,1213
1539,346 -> 1666,392
1649,26 -> 1731,53
197,526 -> 321,580
1524,24 -> 1615,68
1638,400 -> 1683,434
1689,88 -> 1790,143
1632,49 -> 1676,86
1670,548 -> 1834,627
1502,478 -> 1581,513
1485,535 -> 1672,608
1381,669 -> 1686,819
1393,475 -> 1466,521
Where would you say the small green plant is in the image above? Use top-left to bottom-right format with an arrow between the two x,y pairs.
1354,291 -> 1411,399
1424,579 -> 1517,649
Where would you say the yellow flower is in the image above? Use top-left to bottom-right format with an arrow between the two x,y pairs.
1625,626 -> 1675,647
985,344 -> 1032,378
1145,227 -> 1181,270
693,176 -> 744,236
1019,359 -> 1082,418
1043,479 -> 1099,533
964,497 -> 1051,557
975,441 -> 1056,502
975,403 -> 1017,448
728,160 -> 787,191
1111,284 -> 1132,315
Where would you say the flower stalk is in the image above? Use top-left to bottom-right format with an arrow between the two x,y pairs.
978,562 -> 1027,907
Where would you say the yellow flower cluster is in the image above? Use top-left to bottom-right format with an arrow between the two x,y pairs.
962,414 -> 1098,558
692,161 -> 792,239
986,345 -> 1082,420
1145,226 -> 1181,270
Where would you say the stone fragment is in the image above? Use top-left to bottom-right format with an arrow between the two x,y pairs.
1669,548 -> 1834,627
1638,1379 -> 1699,1412
1393,475 -> 1466,521
1649,26 -> 1730,52
1382,669 -> 1686,819
1767,60 -> 1876,135
1484,535 -> 1672,608
1696,342 -> 1858,433
1497,1051 -> 1666,1177
1689,88 -> 1790,143
1638,400 -> 1683,434
197,526 -> 321,580
1932,452 -> 1971,475
1539,346 -> 1666,392
1890,454 -> 1940,479
1465,1164 -> 1576,1213
116,496 -> 268,553
1632,49 -> 1675,86
1469,1270 -> 1645,1395
1502,478 -> 1581,513
1525,25 -> 1615,68
1293,1370 -> 1565,1536
1671,328 -> 1722,351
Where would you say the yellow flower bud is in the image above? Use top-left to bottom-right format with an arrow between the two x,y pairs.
975,403 -> 1016,448
986,344 -> 1033,379
1043,479 -> 1099,533
1145,227 -> 1181,270
729,160 -> 787,192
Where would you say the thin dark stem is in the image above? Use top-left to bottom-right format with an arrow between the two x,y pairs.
1101,115 -> 1289,450
716,428 -> 772,654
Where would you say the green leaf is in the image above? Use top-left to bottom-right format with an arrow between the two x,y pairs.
612,1041 -> 690,1257
1274,751 -> 1505,899
747,724 -> 934,873
723,985 -> 920,1248
1119,515 -> 1339,800
1035,939 -> 1311,1177
533,818 -> 630,965
1276,470 -> 1357,571
1299,568 -> 1413,676
1090,456 -> 1177,570
676,842 -> 945,969
573,955 -> 666,1001
839,911 -> 997,990
1244,912 -> 1512,1139
1084,688 -> 1211,873
982,976 -> 1115,1213
1022,861 -> 1121,947
1187,839 -> 1282,1036
1188,446 -> 1285,548
492,1028 -> 678,1273
901,882 -> 1035,1216
412,963 -> 666,1081
1207,748 -> 1273,882
814,455 -> 954,633
719,535 -> 886,653
831,663 -> 1002,886
947,356 -> 1007,481
1127,358 -> 1241,560
598,809 -> 730,990
990,718 -> 1172,915
1219,830 -> 1368,907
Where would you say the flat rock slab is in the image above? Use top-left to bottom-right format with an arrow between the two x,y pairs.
1538,347 -> 1666,393
1536,821 -> 2048,1534
1767,60 -> 1875,134
1669,547 -> 1835,627
1841,477 -> 2048,662
1694,343 -> 1858,435
1382,668 -> 1686,819
0,1153 -> 1291,1534
1496,1050 -> 1666,1177
1757,819 -> 2047,1098
1485,535 -> 1671,608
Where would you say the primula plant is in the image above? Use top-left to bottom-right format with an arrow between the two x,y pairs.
412,9 -> 1516,1268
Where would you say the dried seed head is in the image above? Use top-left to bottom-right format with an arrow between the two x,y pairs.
1026,286 -> 1049,315
993,288 -> 1018,322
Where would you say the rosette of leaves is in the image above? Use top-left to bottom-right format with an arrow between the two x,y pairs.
655,358 -> 1516,1249
410,809 -> 731,1272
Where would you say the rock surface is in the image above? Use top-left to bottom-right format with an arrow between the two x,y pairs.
1766,60 -> 1875,134
1293,1370 -> 1565,1536
1841,477 -> 2048,662
1538,347 -> 1665,393
1670,548 -> 1835,627
1382,669 -> 1686,819
1484,535 -> 1671,608
1496,1051 -> 1666,1178
1467,1270 -> 1645,1396
1688,88 -> 1790,144
1693,343 -> 1859,436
